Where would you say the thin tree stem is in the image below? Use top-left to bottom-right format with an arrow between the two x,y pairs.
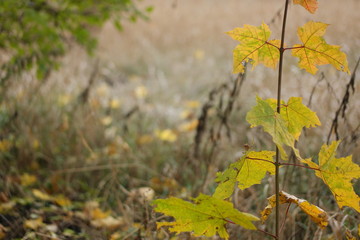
276,0 -> 290,238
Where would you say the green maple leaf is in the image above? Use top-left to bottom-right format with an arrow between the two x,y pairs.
292,21 -> 350,75
227,23 -> 280,73
246,96 -> 300,160
266,97 -> 321,140
213,151 -> 275,199
152,194 -> 259,239
302,141 -> 360,212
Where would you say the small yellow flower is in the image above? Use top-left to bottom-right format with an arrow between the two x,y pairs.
179,120 -> 199,132
110,99 -> 121,109
137,135 -> 154,145
96,84 -> 109,97
194,49 -> 205,61
57,94 -> 71,106
155,129 -> 177,142
134,85 -> 148,99
185,100 -> 200,109
101,116 -> 113,126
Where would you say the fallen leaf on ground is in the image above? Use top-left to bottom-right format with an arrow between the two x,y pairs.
20,173 -> 37,187
32,189 -> 52,201
24,217 -> 43,230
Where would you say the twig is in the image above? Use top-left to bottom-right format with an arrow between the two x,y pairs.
54,163 -> 158,175
280,203 -> 292,233
257,228 -> 278,239
327,56 -> 360,143
308,72 -> 325,107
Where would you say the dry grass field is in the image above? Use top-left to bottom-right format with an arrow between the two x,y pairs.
1,0 -> 359,239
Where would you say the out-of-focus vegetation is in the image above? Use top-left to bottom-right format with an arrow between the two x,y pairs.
0,0 -> 359,239
0,0 -> 152,81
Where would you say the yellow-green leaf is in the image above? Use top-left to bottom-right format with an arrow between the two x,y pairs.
24,217 -> 44,230
227,23 -> 280,73
261,191 -> 328,228
246,96 -> 300,160
213,151 -> 275,199
292,21 -> 350,75
266,97 -> 321,140
19,173 -> 37,187
293,0 -> 318,14
152,194 -> 259,240
346,229 -> 356,240
32,189 -> 52,201
302,141 -> 360,212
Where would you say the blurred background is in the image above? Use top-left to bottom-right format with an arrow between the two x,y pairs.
0,0 -> 359,239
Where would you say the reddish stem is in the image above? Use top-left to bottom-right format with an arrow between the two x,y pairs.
225,219 -> 236,225
283,46 -> 305,51
280,203 -> 291,233
257,228 -> 278,239
266,41 -> 281,50
246,157 -> 276,165
279,162 -> 320,171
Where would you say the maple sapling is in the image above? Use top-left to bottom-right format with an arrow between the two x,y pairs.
152,0 -> 359,239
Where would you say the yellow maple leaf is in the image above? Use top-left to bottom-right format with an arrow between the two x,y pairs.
293,0 -> 318,14
292,21 -> 350,75
246,96 -> 301,160
302,141 -> 360,212
266,97 -> 321,140
227,23 -> 280,73
261,191 -> 328,228
214,151 -> 276,199
153,194 -> 259,240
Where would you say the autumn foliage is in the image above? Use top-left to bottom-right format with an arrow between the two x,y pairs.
152,1 -> 359,239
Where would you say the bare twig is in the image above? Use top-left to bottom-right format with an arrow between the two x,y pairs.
327,56 -> 360,143
78,58 -> 99,103
308,72 -> 325,107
